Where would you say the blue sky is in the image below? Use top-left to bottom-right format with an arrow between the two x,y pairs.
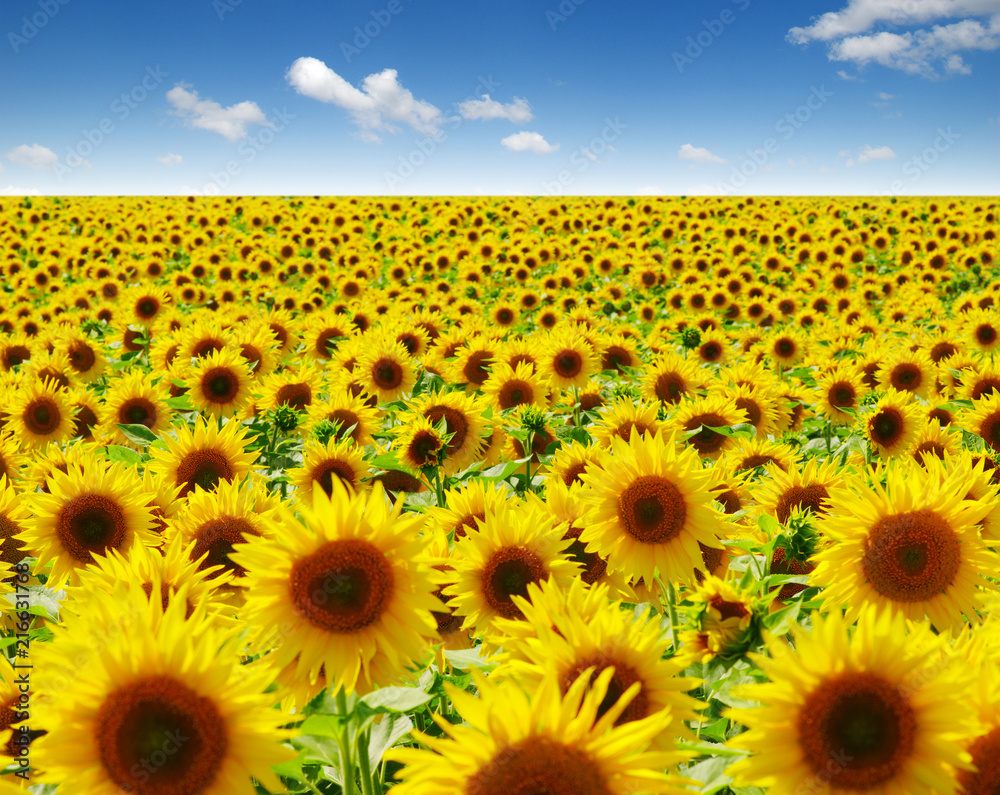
1,0 -> 998,195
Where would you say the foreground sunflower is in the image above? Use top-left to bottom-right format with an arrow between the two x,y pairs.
726,608 -> 976,795
22,458 -> 157,588
388,666 -> 691,795
578,429 -> 724,586
31,590 -> 293,794
231,478 -> 442,697
862,389 -> 921,459
811,460 -> 996,630
184,346 -> 254,419
8,376 -> 75,450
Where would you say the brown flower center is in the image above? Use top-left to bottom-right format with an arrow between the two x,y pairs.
481,545 -> 546,620
190,516 -> 259,578
56,493 -> 127,563
466,737 -> 610,795
617,475 -> 687,543
175,450 -> 235,497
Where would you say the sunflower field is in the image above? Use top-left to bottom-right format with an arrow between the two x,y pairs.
0,194 -> 999,794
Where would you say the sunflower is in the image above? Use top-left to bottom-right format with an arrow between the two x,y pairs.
875,348 -> 935,399
591,396 -> 664,448
229,320 -> 280,378
426,479 -> 511,539
862,389 -> 922,459
811,461 -> 996,629
548,438 -> 605,489
640,352 -> 705,406
167,477 -> 280,584
768,328 -> 808,368
302,312 -> 355,362
306,387 -> 380,447
357,337 -> 418,402
232,478 -> 442,697
964,307 -> 1000,354
544,480 -> 614,586
408,390 -> 489,476
909,418 -> 961,467
964,392 -> 1000,455
671,393 -> 748,461
147,417 -> 259,498
943,450 -> 1000,543
815,364 -> 866,426
962,362 -> 1000,402
8,377 -> 75,450
184,347 -> 254,419
443,495 -> 579,646
0,433 -> 26,488
22,459 -> 157,588
717,382 -> 780,438
0,475 -> 30,567
388,666 -> 690,795
31,590 -> 293,795
127,284 -> 170,328
101,369 -> 173,447
728,436 -> 796,474
578,429 -> 725,586
957,620 -> 1000,793
481,360 -> 550,411
395,415 -> 450,471
539,329 -> 600,391
289,435 -> 369,502
726,608 -> 977,795
259,360 -> 324,413
496,578 -> 702,746
69,387 -> 103,441
449,336 -> 499,390
677,575 -> 759,665
753,457 -> 842,524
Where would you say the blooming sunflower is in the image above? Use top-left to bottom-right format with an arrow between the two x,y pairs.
31,590 -> 293,795
670,394 -> 748,461
408,390 -> 489,476
259,360 -> 324,413
0,475 -> 30,567
548,438 -> 605,489
100,368 -> 173,447
728,436 -> 796,474
443,495 -> 579,646
591,396 -> 663,448
306,387 -> 380,447
388,666 -> 690,795
184,346 -> 254,419
395,415 -> 450,471
496,578 -> 702,746
8,377 -> 75,450
167,477 -> 281,584
964,392 -> 1000,454
482,360 -> 550,412
0,433 -> 26,488
289,435 -> 369,502
22,459 -> 157,588
426,478 -> 511,540
357,337 -> 418,402
148,417 -> 259,498
815,364 -> 866,426
811,461 -> 997,630
232,478 -> 442,696
875,348 -> 935,399
578,429 -> 725,587
540,328 -> 600,391
726,608 -> 977,795
544,480 -> 613,586
753,457 -> 842,524
677,575 -> 759,665
862,389 -> 922,460
640,352 -> 705,406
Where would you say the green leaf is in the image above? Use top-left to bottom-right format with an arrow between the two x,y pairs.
298,714 -> 349,739
366,713 -> 414,767
105,445 -> 143,466
684,755 -> 735,794
290,734 -> 340,767
361,686 -> 433,714
756,514 -> 780,538
443,647 -> 498,671
166,394 -> 195,410
115,423 -> 158,445
270,750 -> 306,782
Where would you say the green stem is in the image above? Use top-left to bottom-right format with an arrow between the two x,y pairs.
434,468 -> 446,508
824,423 -> 832,454
524,430 -> 534,495
665,580 -> 679,653
336,689 -> 358,795
572,385 -> 581,427
357,727 -> 376,795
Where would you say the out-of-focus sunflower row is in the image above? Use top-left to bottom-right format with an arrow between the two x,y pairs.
1,194 -> 999,795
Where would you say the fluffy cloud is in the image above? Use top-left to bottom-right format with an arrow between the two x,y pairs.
166,85 -> 271,142
678,143 -> 726,165
4,143 -> 58,170
500,131 -> 558,153
286,57 -> 442,142
845,144 -> 897,166
157,153 -> 183,167
0,186 -> 41,195
457,95 -> 533,123
789,0 -> 1000,75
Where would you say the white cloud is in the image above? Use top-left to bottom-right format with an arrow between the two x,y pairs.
791,3 -> 1000,76
286,57 -> 442,142
4,143 -> 58,170
0,186 -> 41,195
166,85 -> 271,142
458,95 -> 533,123
500,131 -> 558,154
845,144 -> 897,166
837,68 -> 861,79
157,152 -> 183,167
678,143 -> 726,165
838,149 -> 852,157
871,90 -> 897,106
